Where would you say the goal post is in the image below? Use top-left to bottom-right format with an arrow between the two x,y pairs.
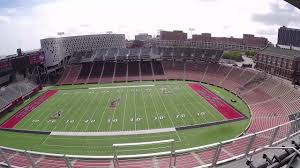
112,139 -> 175,168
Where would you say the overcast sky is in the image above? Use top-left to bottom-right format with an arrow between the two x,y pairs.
0,0 -> 300,57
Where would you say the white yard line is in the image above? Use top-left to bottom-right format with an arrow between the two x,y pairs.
44,92 -> 72,131
97,91 -> 115,131
40,134 -> 51,145
55,91 -> 93,132
141,88 -> 150,129
84,90 -> 106,131
58,93 -> 87,131
185,84 -> 219,121
71,90 -> 98,131
18,92 -> 61,129
164,85 -> 188,125
154,86 -> 182,142
29,92 -> 65,130
89,85 -> 155,90
109,96 -> 118,131
169,85 -> 197,124
134,88 -> 137,130
173,85 -> 198,123
122,88 -> 129,130
154,87 -> 176,127
148,88 -> 163,128
37,92 -> 73,146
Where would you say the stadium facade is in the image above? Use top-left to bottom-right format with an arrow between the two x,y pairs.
40,34 -> 126,68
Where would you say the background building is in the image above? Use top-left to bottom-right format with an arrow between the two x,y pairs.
255,46 -> 300,82
278,26 -> 300,47
192,33 -> 268,48
41,34 -> 126,68
160,30 -> 187,41
135,33 -> 152,41
149,31 -> 269,52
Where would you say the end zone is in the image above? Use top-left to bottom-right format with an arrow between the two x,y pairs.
188,83 -> 244,120
0,90 -> 58,129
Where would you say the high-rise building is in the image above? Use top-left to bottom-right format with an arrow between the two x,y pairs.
278,26 -> 300,47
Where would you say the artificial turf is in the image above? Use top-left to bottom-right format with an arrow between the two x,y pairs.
0,81 -> 250,155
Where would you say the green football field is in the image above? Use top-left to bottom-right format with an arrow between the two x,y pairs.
0,81 -> 251,155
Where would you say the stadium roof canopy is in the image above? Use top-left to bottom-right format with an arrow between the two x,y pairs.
285,0 -> 300,9
260,46 -> 300,59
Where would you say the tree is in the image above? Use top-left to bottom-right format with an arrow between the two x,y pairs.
245,51 -> 257,58
223,51 -> 243,62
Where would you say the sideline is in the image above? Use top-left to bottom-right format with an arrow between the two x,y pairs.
50,127 -> 176,136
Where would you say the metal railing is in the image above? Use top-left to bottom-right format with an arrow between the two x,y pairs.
1,118 -> 300,168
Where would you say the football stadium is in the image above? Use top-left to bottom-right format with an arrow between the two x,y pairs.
0,1 -> 300,168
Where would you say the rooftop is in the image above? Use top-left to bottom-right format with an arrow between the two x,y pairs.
280,26 -> 300,31
259,46 -> 300,59
41,33 -> 125,41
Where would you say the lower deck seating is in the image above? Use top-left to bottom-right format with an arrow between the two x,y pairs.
76,63 -> 92,83
152,61 -> 165,80
57,66 -> 71,85
88,62 -> 103,83
141,61 -> 154,81
114,62 -> 127,82
0,80 -> 38,111
127,62 -> 140,81
100,62 -> 115,83
162,61 -> 184,80
62,65 -> 82,85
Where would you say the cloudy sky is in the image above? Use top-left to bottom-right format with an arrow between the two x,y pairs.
0,0 -> 300,57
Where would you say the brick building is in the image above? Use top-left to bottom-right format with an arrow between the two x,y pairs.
160,30 -> 187,41
192,33 -> 268,48
255,46 -> 300,82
